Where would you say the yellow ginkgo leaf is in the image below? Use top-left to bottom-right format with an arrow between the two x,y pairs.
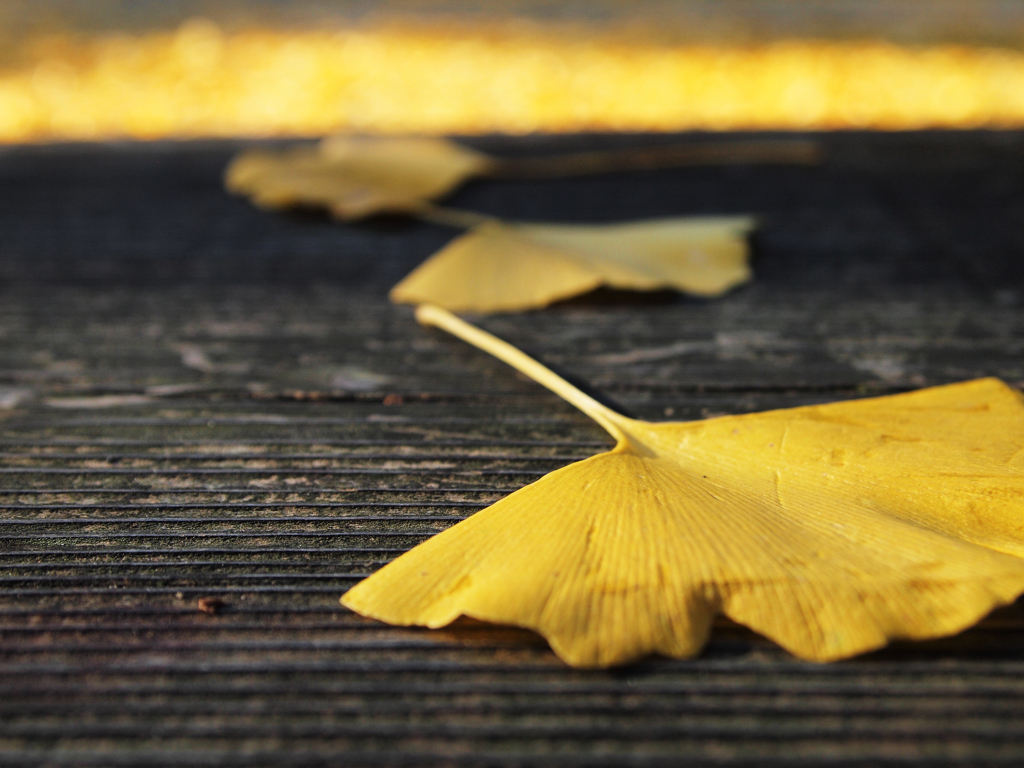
225,136 -> 493,220
342,304 -> 1024,667
389,217 -> 757,312
226,136 -> 818,221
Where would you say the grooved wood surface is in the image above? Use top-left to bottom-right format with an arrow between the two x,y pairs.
2,132 -> 1024,766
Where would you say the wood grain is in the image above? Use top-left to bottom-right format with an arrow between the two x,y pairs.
1,131 -> 1023,765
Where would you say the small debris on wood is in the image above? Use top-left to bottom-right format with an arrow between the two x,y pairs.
197,597 -> 226,614
0,387 -> 34,409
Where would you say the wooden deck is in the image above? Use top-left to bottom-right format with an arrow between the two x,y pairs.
1,131 -> 1024,765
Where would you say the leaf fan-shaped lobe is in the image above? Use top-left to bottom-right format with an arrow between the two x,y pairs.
341,308 -> 1024,666
389,217 -> 756,312
225,136 -> 492,219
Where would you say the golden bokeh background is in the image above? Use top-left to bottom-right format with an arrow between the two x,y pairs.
5,6 -> 1024,141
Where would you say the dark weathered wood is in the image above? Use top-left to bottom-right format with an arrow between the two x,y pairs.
2,132 -> 1024,766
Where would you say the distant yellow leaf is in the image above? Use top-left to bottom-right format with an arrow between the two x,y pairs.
226,136 -> 818,220
389,217 -> 756,312
225,136 -> 493,220
342,305 -> 1024,666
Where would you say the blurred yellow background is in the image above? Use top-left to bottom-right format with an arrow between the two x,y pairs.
5,2 -> 1024,141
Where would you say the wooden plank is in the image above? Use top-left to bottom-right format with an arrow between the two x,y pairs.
1,132 -> 1024,765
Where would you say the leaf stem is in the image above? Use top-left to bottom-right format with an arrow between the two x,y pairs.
417,205 -> 497,230
415,304 -> 629,444
485,139 -> 821,179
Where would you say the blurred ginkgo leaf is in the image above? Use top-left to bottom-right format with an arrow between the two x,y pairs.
390,217 -> 757,312
226,135 -> 818,220
226,136 -> 493,220
342,305 -> 1024,667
